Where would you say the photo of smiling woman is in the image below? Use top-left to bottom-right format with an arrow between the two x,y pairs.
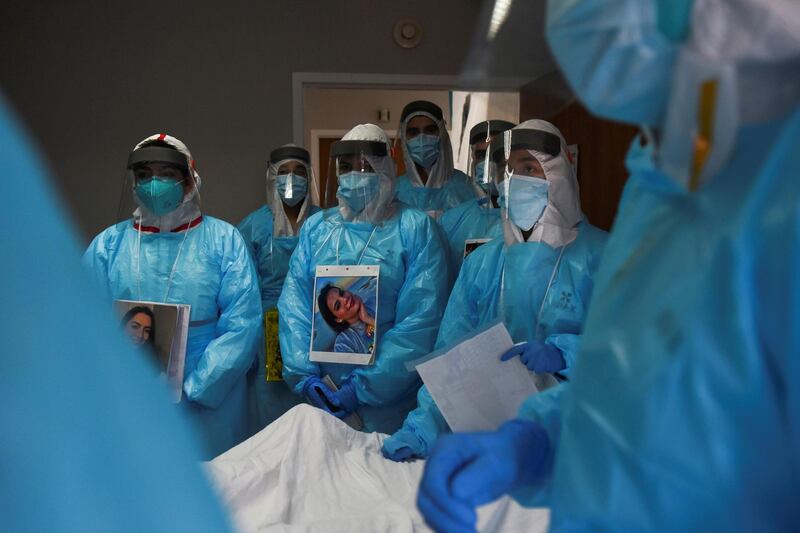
316,276 -> 377,354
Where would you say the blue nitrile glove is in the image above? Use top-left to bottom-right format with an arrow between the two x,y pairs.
301,376 -> 339,415
330,378 -> 359,415
500,340 -> 566,373
382,430 -> 424,462
417,419 -> 551,533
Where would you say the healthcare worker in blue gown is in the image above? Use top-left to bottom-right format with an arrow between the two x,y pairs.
394,100 -> 477,219
278,123 -> 450,434
382,120 -> 608,461
417,0 -> 800,531
83,134 -> 262,459
439,119 -> 515,273
238,144 -> 321,432
0,97 -> 232,532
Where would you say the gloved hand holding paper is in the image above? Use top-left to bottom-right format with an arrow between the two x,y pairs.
415,322 -> 556,433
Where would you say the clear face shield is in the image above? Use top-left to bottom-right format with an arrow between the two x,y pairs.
468,120 -> 516,199
118,145 -> 197,222
472,138 -> 496,197
491,129 -> 561,232
267,144 -> 318,211
325,140 -> 388,220
270,159 -> 311,208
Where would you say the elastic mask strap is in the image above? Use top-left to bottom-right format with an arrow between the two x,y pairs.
136,217 -> 143,300
269,237 -> 274,273
163,226 -> 191,303
336,225 -> 378,266
499,265 -> 506,317
358,227 -> 378,265
314,226 -> 337,258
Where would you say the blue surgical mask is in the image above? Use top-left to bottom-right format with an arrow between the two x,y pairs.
507,175 -> 550,231
407,134 -> 440,170
135,177 -> 185,216
276,173 -> 308,207
337,171 -> 381,214
474,163 -> 499,197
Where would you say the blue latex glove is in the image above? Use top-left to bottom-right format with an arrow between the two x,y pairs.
301,376 -> 340,416
330,378 -> 359,414
500,341 -> 566,373
417,419 -> 551,533
382,430 -> 424,462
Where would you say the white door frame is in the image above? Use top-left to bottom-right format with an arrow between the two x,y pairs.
292,72 -> 528,145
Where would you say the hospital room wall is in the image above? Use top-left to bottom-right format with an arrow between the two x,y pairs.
520,77 -> 638,231
0,0 -> 488,240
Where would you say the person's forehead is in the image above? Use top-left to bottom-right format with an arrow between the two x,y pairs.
407,115 -> 436,127
279,159 -> 306,168
132,313 -> 151,324
472,140 -> 490,151
509,149 -> 539,161
136,162 -> 181,171
337,154 -> 373,168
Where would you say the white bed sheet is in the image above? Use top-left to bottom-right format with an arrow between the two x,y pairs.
206,405 -> 549,533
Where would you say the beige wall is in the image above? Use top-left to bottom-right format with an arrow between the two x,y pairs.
0,1 -> 483,239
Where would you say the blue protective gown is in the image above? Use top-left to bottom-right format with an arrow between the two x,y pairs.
83,215 -> 263,458
278,204 -> 449,433
438,197 -> 503,273
512,109 -> 800,530
0,98 -> 232,532
237,204 -> 322,311
386,223 -> 607,457
394,169 -> 477,215
237,203 -> 321,431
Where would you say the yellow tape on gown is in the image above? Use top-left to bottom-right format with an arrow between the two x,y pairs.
265,309 -> 282,382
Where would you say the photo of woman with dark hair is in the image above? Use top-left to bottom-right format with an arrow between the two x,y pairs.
120,306 -> 156,347
316,277 -> 376,354
119,305 -> 169,369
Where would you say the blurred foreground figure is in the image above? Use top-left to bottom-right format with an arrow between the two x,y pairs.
418,0 -> 800,530
0,95 -> 232,532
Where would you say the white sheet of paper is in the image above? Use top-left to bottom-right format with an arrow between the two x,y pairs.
416,322 -> 541,433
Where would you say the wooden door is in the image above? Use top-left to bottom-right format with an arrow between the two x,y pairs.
318,136 -> 340,208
